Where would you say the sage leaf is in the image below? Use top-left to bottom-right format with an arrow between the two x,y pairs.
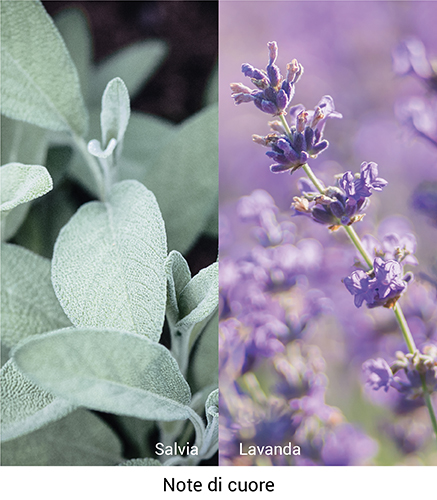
177,261 -> 219,332
1,409 -> 123,466
139,104 -> 218,253
12,328 -> 192,422
119,458 -> 162,466
87,137 -> 117,159
187,313 -> 219,394
0,163 -> 53,212
1,0 -> 88,135
205,388 -> 219,429
1,243 -> 71,349
1,202 -> 29,242
91,40 -> 168,105
101,77 -> 130,152
1,359 -> 74,442
1,116 -> 48,166
166,258 -> 218,376
51,180 -> 167,341
200,388 -> 219,459
55,8 -> 92,103
165,250 -> 192,328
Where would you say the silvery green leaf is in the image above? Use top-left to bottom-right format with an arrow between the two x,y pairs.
1,359 -> 74,442
1,118 -> 49,241
11,182 -> 77,260
0,163 -> 53,212
177,261 -> 219,332
119,112 -> 176,181
52,180 -> 167,341
1,116 -> 48,166
200,388 -> 218,459
139,104 -> 218,253
1,243 -> 71,349
54,8 -> 92,103
1,409 -> 123,466
1,0 -> 88,135
100,77 -> 130,154
119,458 -> 162,466
165,250 -> 192,327
87,137 -> 117,159
1,343 -> 11,368
187,313 -> 218,394
12,328 -> 192,421
90,40 -> 168,105
1,202 -> 29,242
205,388 -> 219,428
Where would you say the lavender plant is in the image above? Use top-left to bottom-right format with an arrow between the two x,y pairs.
223,40 -> 437,464
1,0 -> 218,466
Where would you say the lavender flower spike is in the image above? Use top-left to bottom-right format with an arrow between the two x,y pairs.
254,96 -> 342,175
343,257 -> 411,309
230,41 -> 303,116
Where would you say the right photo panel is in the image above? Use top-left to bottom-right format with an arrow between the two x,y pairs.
219,0 -> 437,466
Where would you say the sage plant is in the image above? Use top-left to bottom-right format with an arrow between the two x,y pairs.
225,40 -> 437,462
1,0 -> 218,466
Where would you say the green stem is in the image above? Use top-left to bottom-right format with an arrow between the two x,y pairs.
279,113 -> 292,138
300,161 -> 437,439
343,225 -> 374,269
392,302 -> 417,355
72,134 -> 106,201
423,383 -> 437,438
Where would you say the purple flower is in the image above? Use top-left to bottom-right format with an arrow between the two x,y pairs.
359,232 -> 418,268
392,37 -> 437,91
373,258 -> 408,300
395,97 -> 437,148
344,257 -> 411,309
253,96 -> 342,174
362,358 -> 394,392
320,424 -> 378,466
230,41 -> 303,116
339,162 -> 387,201
382,233 -> 418,266
292,162 -> 386,229
343,269 -> 375,307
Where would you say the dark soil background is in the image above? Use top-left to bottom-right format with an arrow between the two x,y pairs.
42,1 -> 218,274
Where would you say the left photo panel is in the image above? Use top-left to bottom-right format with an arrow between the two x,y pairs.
1,0 -> 218,466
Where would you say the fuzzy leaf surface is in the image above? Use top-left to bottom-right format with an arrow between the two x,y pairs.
100,77 -> 130,151
12,328 -> 192,421
165,250 -> 192,327
119,458 -> 162,466
1,0 -> 88,135
0,163 -> 53,213
1,359 -> 74,442
187,313 -> 218,394
177,261 -> 219,332
138,104 -> 218,253
1,243 -> 71,348
55,8 -> 92,102
51,180 -> 167,341
1,409 -> 122,466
